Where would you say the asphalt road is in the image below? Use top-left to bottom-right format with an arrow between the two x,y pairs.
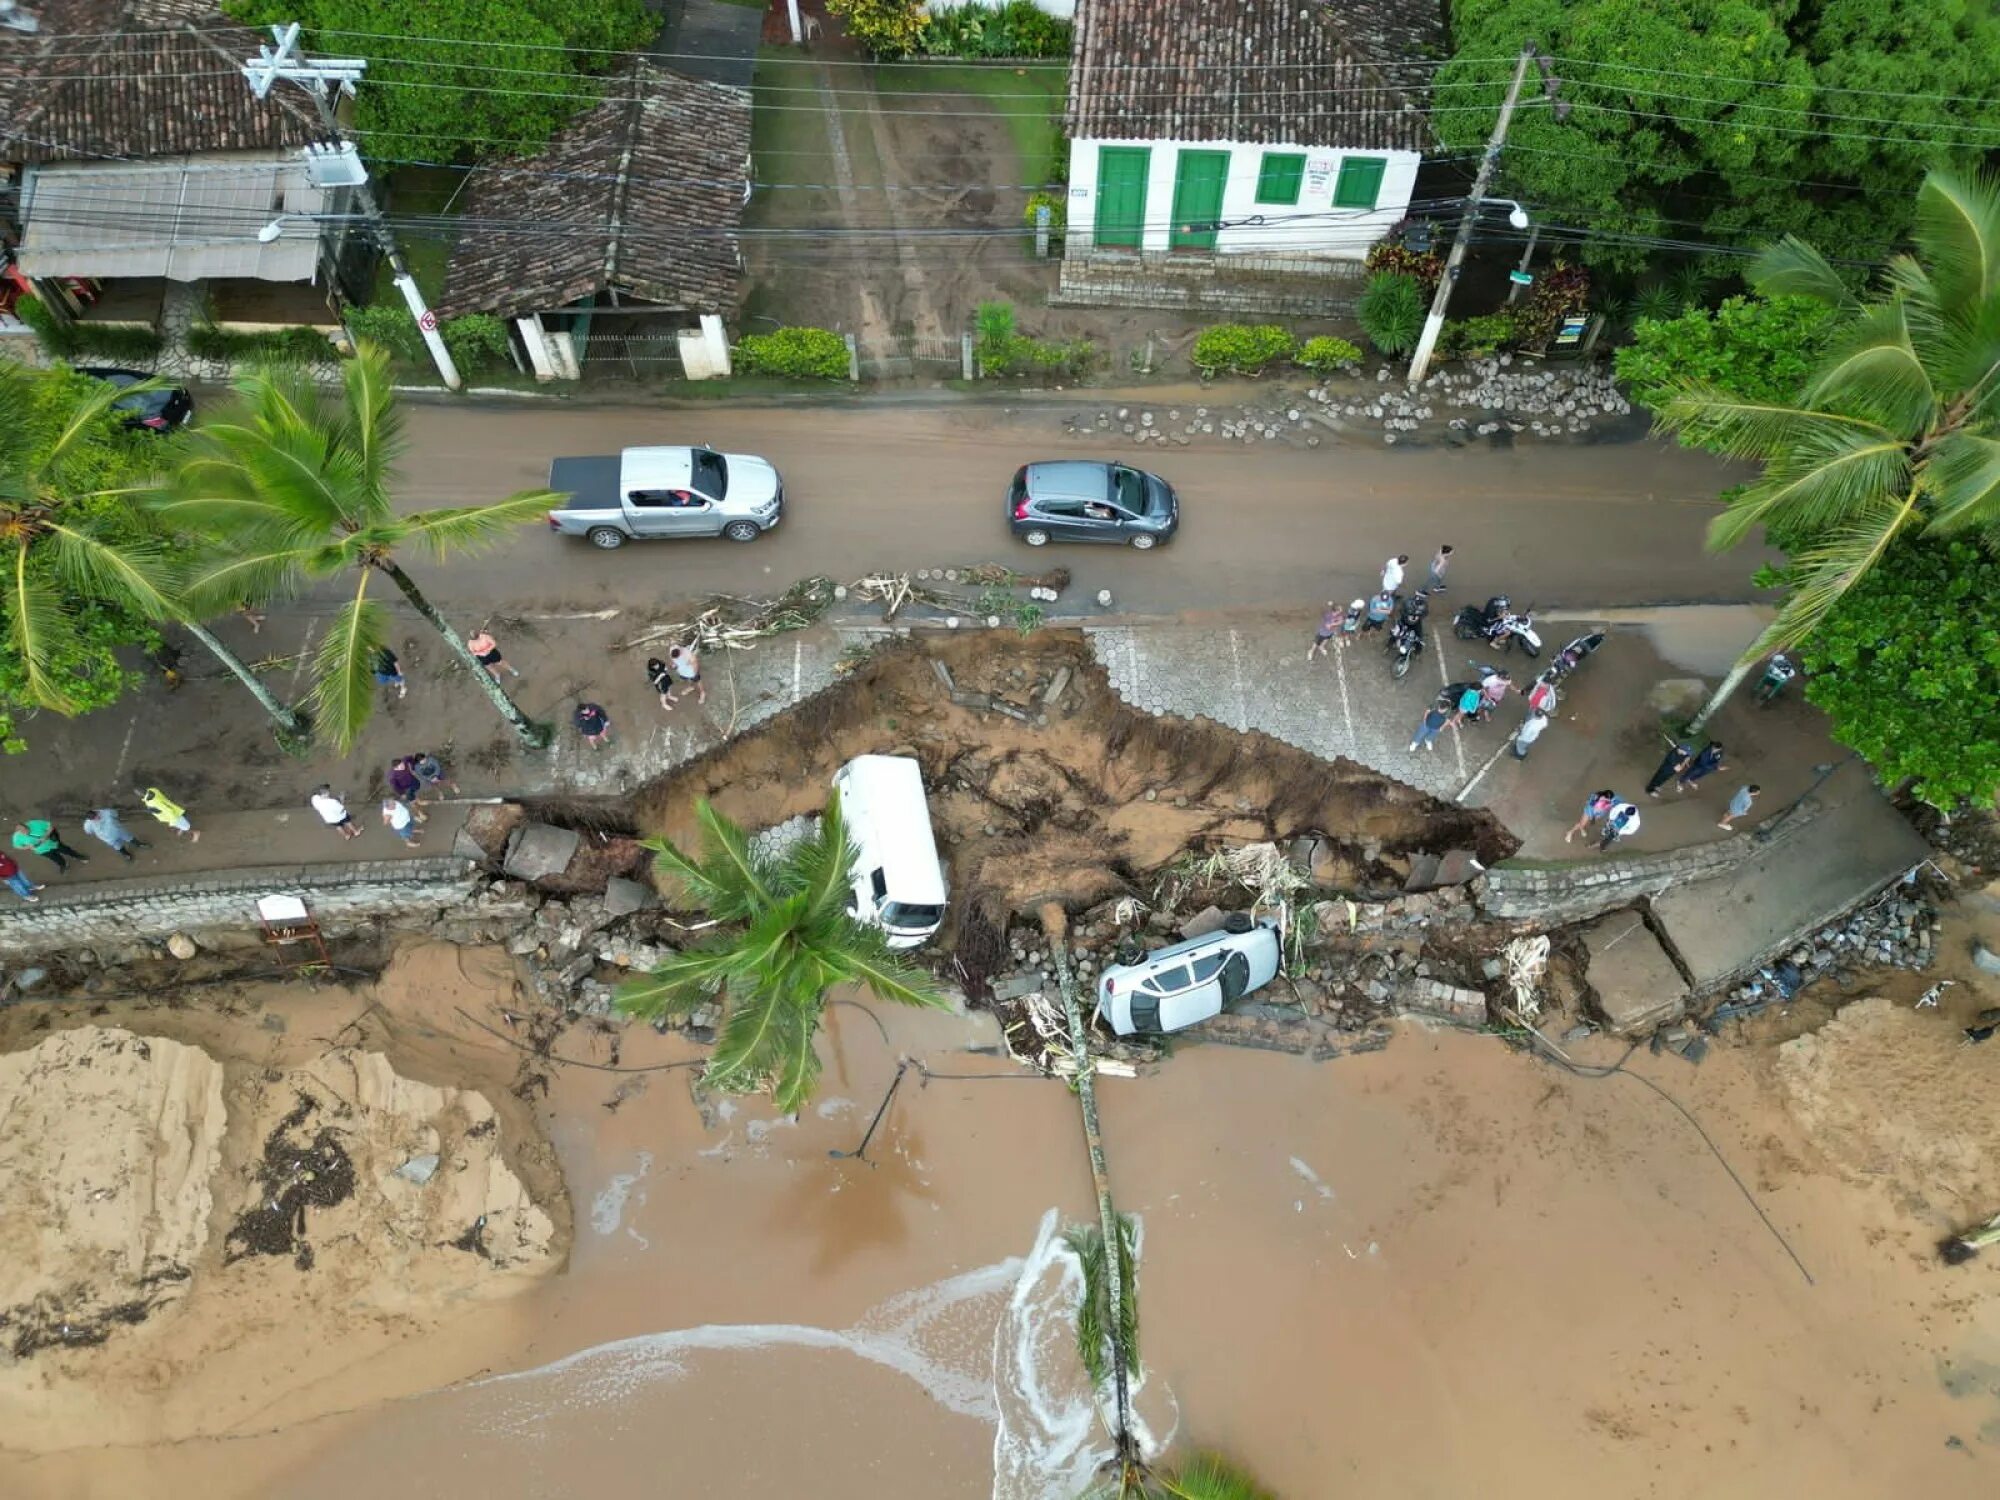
389,398 -> 1769,615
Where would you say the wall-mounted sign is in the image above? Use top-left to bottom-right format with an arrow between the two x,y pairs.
1553,314 -> 1590,348
1305,157 -> 1335,194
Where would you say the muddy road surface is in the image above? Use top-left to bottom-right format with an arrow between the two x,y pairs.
384,401 -> 1764,616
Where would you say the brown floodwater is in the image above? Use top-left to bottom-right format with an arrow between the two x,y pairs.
5,982 -> 1999,1498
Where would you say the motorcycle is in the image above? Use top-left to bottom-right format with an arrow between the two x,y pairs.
1756,652 -> 1797,706
1453,594 -> 1511,643
1387,615 -> 1425,680
1546,631 -> 1606,683
1494,607 -> 1541,657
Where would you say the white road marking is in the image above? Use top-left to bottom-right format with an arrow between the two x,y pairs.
1333,636 -> 1354,747
289,620 -> 318,693
1434,627 -> 1467,779
112,711 -> 140,781
1456,740 -> 1511,803
1228,628 -> 1249,731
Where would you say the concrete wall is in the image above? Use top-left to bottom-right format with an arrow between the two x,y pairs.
1475,838 -> 1754,928
0,857 -> 481,964
1066,137 -> 1418,257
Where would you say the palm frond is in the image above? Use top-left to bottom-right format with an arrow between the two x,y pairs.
784,790 -> 855,923
1911,169 -> 2000,311
830,931 -> 952,1012
1153,1453 -> 1275,1500
1654,386 -> 1891,464
766,998 -> 827,1114
1749,234 -> 1863,315
1704,431 -> 1910,551
1925,433 -> 2000,533
1803,302 -> 1937,433
703,984 -> 796,1098
641,833 -> 738,914
175,543 -> 308,617
338,342 -> 406,501
307,582 -> 389,753
1762,490 -> 1926,650
693,800 -> 773,916
36,377 -> 145,476
4,541 -> 78,713
176,422 -> 357,539
38,521 -> 178,619
388,491 -> 564,562
612,944 -> 738,1021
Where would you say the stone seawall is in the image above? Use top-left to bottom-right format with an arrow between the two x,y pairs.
1475,837 -> 1753,926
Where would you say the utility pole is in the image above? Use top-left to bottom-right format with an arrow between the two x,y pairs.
1406,43 -> 1565,386
242,24 -> 461,390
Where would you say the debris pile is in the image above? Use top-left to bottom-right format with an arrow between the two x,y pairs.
1721,887 -> 1941,1008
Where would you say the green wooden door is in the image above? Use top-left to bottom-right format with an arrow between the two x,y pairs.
1093,146 -> 1150,249
1169,149 -> 1229,251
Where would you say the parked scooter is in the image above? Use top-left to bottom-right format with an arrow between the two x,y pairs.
1546,631 -> 1606,683
1755,651 -> 1797,706
1453,594 -> 1512,643
1387,590 -> 1430,681
1493,606 -> 1541,657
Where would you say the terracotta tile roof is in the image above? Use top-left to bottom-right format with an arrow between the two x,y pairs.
0,1 -> 320,163
1065,0 -> 1446,151
437,62 -> 750,320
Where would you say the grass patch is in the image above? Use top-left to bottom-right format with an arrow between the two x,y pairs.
750,49 -> 837,212
872,62 -> 1067,182
372,166 -> 466,305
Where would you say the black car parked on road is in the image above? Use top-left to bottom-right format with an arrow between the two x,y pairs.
1006,461 -> 1178,549
77,367 -> 194,432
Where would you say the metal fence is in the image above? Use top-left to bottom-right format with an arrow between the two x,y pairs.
574,331 -> 686,375
907,333 -> 964,366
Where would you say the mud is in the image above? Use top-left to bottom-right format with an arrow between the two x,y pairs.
635,633 -> 1514,954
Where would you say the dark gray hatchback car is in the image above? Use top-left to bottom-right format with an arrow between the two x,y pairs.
1006,461 -> 1179,549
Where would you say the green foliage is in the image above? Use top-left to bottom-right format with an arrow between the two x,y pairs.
1659,171 -> 2000,659
188,324 -> 336,366
736,326 -> 852,381
1506,261 -> 1590,348
1065,1215 -> 1139,1389
1435,0 -> 2000,270
0,361 -> 179,750
826,0 -> 927,58
1293,334 -> 1363,373
1614,295 -> 1840,436
16,298 -> 164,361
919,0 -> 1072,58
343,303 -> 427,361
1363,240 -> 1444,293
612,795 -> 949,1110
226,0 -> 655,160
1439,314 -> 1515,358
1797,541 -> 2000,807
1190,323 -> 1297,378
438,313 -> 512,376
974,301 -> 1096,379
1356,272 -> 1425,355
1024,189 -> 1067,234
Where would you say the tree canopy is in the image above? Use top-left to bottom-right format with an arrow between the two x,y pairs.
1435,0 -> 2000,269
227,0 -> 655,161
1797,540 -> 2000,807
0,362 -> 178,753
1614,294 -> 1842,440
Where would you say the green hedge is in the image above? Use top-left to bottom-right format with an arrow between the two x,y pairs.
439,313 -> 511,376
974,301 -> 1096,380
1293,335 -> 1363,373
920,0 -> 1071,57
343,303 -> 427,362
1191,323 -> 1296,378
737,326 -> 851,380
187,324 -> 335,365
344,304 -> 513,375
15,297 -> 164,361
1439,314 -> 1515,359
1356,272 -> 1425,355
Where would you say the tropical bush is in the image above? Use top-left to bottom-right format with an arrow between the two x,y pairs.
187,324 -> 336,365
1364,241 -> 1444,293
736,326 -> 851,380
1356,272 -> 1425,354
826,0 -> 927,57
975,301 -> 1095,379
15,297 -> 164,361
343,303 -> 427,361
439,313 -> 513,376
1293,335 -> 1363,373
1613,294 -> 1840,430
1023,189 -> 1066,235
919,0 -> 1071,57
1506,261 -> 1591,348
1190,323 -> 1296,377
1439,314 -> 1515,358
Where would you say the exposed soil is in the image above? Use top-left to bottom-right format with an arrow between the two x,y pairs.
634,632 -> 1515,978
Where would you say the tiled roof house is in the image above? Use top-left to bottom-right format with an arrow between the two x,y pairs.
1062,0 -> 1445,265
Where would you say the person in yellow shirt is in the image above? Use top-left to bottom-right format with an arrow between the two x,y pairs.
138,785 -> 200,842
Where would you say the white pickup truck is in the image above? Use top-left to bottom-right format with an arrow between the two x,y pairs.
545,445 -> 784,549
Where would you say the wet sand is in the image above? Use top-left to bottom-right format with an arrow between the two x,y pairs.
5,975 -> 1998,1498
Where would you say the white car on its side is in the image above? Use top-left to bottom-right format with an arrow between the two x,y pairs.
1095,914 -> 1282,1036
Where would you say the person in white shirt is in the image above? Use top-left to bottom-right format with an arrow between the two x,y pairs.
1511,710 -> 1549,760
1381,553 -> 1408,594
1598,801 -> 1641,851
310,785 -> 362,840
381,798 -> 421,845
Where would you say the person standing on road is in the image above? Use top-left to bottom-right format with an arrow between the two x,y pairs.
1677,742 -> 1726,794
574,701 -> 613,749
387,758 -> 428,823
1381,554 -> 1409,594
1409,704 -> 1451,753
13,818 -> 88,873
1564,790 -> 1618,844
1525,674 -> 1558,717
1479,670 -> 1514,711
1598,800 -> 1642,851
139,785 -> 199,841
1427,544 -> 1453,593
1646,740 -> 1694,798
83,806 -> 147,861
1307,601 -> 1345,662
1448,682 -> 1485,728
1718,784 -> 1762,831
373,644 -> 407,700
310,785 -> 362,840
0,850 -> 44,903
410,751 -> 458,800
466,629 -> 519,681
669,643 -> 706,706
1511,710 -> 1549,760
1362,589 -> 1396,634
1338,598 -> 1365,649
647,656 -> 676,707
381,798 -> 423,846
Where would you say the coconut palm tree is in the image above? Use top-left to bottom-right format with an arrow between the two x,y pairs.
0,361 -> 304,740
1654,170 -> 2000,727
613,795 -> 947,1111
157,343 -> 559,751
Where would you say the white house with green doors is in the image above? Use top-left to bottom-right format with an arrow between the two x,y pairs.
1058,0 -> 1442,293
